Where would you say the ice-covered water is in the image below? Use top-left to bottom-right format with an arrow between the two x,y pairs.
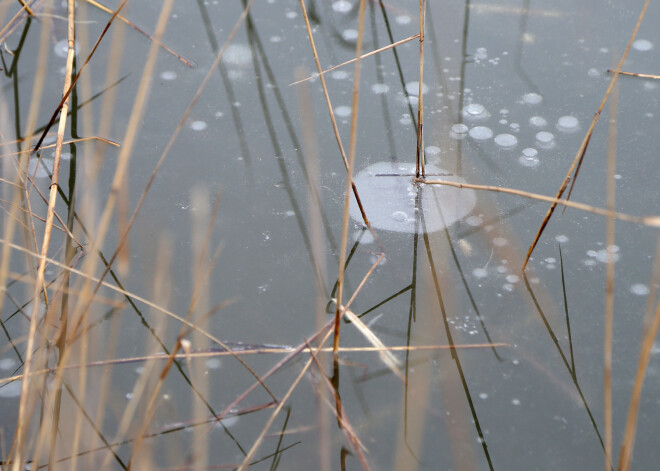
349,162 -> 476,233
469,126 -> 493,140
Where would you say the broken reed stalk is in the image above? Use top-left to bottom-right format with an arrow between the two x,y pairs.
6,8 -> 54,468
0,341 -> 509,385
294,65 -> 331,471
415,0 -> 426,177
618,234 -> 660,471
0,0 -> 32,41
16,0 -> 34,17
289,34 -> 419,86
45,1 -> 76,466
71,0 -> 255,339
521,0 -> 650,272
83,0 -> 194,67
32,0 -> 129,154
334,0 -> 367,354
604,79 -> 618,471
306,345 -> 372,470
237,328 -> 334,471
297,0 -> 373,231
607,69 -> 660,80
414,178 -> 660,227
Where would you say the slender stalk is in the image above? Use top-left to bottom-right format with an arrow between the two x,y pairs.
334,0 -> 367,353
7,8 -> 53,468
618,234 -> 660,471
289,34 -> 419,86
415,178 -> 660,227
604,78 -> 618,471
521,0 -> 650,271
415,0 -> 426,177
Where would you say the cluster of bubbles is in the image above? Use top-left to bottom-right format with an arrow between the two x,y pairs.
448,85 -> 581,169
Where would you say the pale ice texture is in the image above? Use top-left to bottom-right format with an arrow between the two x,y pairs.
332,0 -> 352,13
522,92 -> 543,104
557,115 -> 579,132
350,162 -> 476,233
0,380 -> 21,398
494,133 -> 518,148
630,284 -> 650,296
469,126 -> 493,140
222,44 -> 253,67
633,39 -> 653,51
335,106 -> 352,117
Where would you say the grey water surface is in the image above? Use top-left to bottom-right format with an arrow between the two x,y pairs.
1,0 -> 660,469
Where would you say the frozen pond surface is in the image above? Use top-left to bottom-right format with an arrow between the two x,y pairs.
1,0 -> 660,469
350,162 -> 476,233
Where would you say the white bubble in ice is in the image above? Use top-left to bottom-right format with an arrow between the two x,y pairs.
630,284 -> 650,296
371,82 -> 390,94
493,237 -> 508,247
54,39 -> 79,58
479,392 -> 488,400
494,133 -> 518,148
595,246 -> 620,263
334,106 -> 352,118
512,398 -> 521,406
465,215 -> 483,226
332,70 -> 349,80
217,413 -> 239,428
633,39 -> 653,52
522,92 -> 542,105
0,380 -> 21,398
206,358 -> 222,369
342,29 -> 358,41
405,81 -> 429,96
160,70 -> 177,81
463,103 -> 486,118
529,116 -> 547,128
536,131 -> 554,144
362,231 -> 375,244
555,234 -> 569,243
557,115 -> 579,132
0,358 -> 16,371
332,0 -> 352,13
28,157 -> 54,178
285,10 -> 298,19
473,268 -> 488,279
391,211 -> 408,222
395,15 -> 412,25
588,68 -> 601,78
450,123 -> 469,139
519,154 -> 539,167
469,126 -> 493,140
522,148 -> 538,158
506,274 -> 519,283
349,162 -> 476,233
425,145 -> 441,157
474,47 -> 488,60
400,114 -> 413,125
223,44 -> 253,67
190,120 -> 207,131
503,283 -> 515,292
